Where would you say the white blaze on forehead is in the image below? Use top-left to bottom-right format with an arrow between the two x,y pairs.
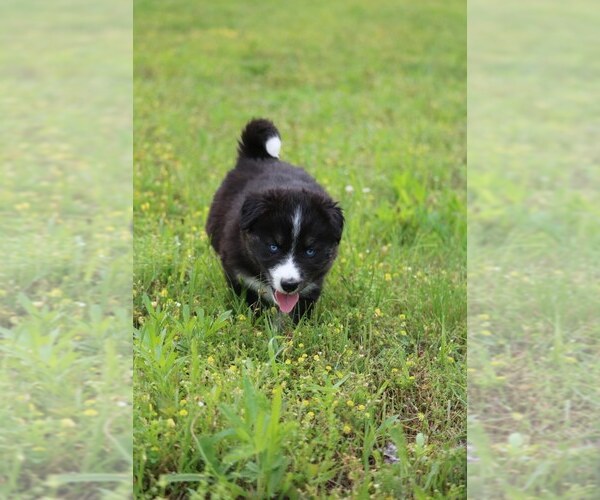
265,135 -> 281,158
270,255 -> 300,292
292,207 -> 302,241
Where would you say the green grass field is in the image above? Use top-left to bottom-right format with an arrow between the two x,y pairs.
0,1 -> 132,498
468,1 -> 600,497
134,0 -> 465,497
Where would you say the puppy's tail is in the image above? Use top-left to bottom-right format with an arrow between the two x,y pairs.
237,118 -> 281,160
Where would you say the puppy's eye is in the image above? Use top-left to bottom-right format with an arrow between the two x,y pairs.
268,243 -> 279,254
305,247 -> 316,257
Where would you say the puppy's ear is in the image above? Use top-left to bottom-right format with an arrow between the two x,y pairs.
326,202 -> 344,243
240,195 -> 266,231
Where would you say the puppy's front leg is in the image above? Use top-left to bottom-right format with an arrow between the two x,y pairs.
292,288 -> 321,323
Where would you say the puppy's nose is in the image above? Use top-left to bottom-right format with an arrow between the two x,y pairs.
280,279 -> 300,293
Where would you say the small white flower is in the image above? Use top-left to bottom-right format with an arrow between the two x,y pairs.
383,442 -> 399,464
362,187 -> 371,193
345,185 -> 354,193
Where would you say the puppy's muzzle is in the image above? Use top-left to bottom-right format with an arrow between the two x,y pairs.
280,279 -> 300,293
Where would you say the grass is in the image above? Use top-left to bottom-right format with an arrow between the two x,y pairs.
467,0 -> 600,497
0,1 -> 132,498
134,0 -> 466,498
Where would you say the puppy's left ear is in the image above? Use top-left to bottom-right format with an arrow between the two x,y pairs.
327,202 -> 344,243
240,195 -> 266,231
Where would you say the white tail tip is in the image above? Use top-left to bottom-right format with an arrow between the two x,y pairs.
265,136 -> 281,158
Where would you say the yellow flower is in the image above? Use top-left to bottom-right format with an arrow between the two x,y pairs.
48,288 -> 63,298
160,288 -> 168,297
481,330 -> 492,336
207,356 -> 215,365
398,314 -> 406,320
60,418 -> 76,428
400,330 -> 407,336
166,418 -> 176,428
346,400 -> 354,408
180,399 -> 187,406
325,365 -> 332,372
237,314 -> 246,321
374,308 -> 382,318
285,359 -> 292,365
178,409 -> 188,416
391,368 -> 399,374
306,411 -> 315,420
384,273 -> 392,282
298,343 -> 305,348
357,404 -> 366,411
342,424 -> 352,434
83,409 -> 98,417
313,354 -> 320,361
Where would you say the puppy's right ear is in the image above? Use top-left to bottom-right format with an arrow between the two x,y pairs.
240,195 -> 266,231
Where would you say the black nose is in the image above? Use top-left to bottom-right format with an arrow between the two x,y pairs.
281,279 -> 300,293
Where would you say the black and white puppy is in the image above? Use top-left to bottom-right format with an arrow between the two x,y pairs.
206,118 -> 344,321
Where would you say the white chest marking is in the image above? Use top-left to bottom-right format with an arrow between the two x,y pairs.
237,274 -> 275,304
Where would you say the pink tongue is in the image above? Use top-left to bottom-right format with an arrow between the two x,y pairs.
274,291 -> 299,314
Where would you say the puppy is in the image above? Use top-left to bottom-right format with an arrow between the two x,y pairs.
206,118 -> 344,321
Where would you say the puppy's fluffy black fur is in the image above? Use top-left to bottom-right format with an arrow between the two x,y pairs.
206,119 -> 343,321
